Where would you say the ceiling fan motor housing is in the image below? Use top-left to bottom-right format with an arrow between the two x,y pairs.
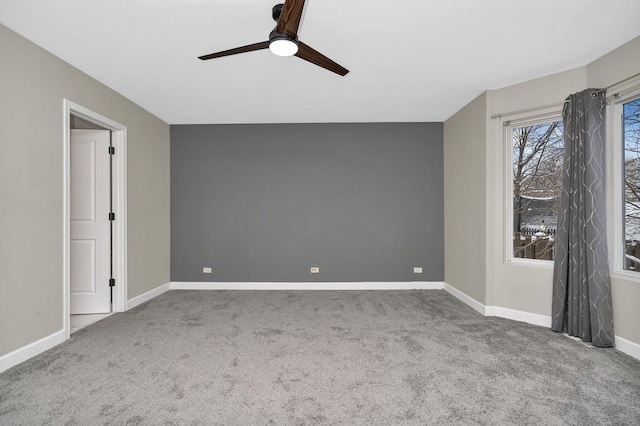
269,30 -> 297,44
272,4 -> 284,21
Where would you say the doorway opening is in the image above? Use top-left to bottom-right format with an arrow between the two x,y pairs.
63,100 -> 127,339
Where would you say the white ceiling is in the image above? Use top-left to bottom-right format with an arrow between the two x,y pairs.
1,0 -> 639,124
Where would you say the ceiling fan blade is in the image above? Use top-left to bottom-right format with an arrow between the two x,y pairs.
198,41 -> 270,61
295,41 -> 349,76
277,0 -> 306,38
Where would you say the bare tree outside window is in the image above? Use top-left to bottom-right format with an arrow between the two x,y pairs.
623,98 -> 640,271
511,120 -> 564,260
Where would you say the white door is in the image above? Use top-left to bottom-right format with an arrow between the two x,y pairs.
70,129 -> 111,314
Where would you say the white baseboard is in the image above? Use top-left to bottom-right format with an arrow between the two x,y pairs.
492,306 -> 552,327
615,335 -> 640,361
443,283 -> 552,325
0,329 -> 66,374
127,282 -> 171,310
4,282 -> 636,374
442,282 -> 639,361
443,283 -> 486,315
170,281 -> 445,291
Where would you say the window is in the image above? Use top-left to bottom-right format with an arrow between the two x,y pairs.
623,97 -> 640,271
508,117 -> 564,261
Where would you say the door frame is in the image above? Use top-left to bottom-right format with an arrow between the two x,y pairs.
63,100 -> 128,339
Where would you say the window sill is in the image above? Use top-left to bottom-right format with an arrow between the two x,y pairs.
507,258 -> 554,269
610,269 -> 640,283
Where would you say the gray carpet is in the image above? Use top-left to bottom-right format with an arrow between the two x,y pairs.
1,290 -> 639,425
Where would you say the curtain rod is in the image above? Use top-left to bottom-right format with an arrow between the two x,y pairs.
599,70 -> 640,93
491,71 -> 640,120
601,71 -> 640,102
490,101 -> 567,119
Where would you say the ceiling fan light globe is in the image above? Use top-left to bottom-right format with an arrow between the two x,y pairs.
269,39 -> 298,57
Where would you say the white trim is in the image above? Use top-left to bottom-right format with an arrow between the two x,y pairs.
607,90 -> 626,275
3,284 -> 637,372
615,335 -> 640,361
170,281 -> 445,291
0,330 -> 66,374
443,283 -> 486,315
443,283 -> 553,324
606,88 -> 640,280
443,283 -> 552,325
503,111 -> 563,265
111,127 -> 128,313
63,100 -> 128,342
443,283 -> 640,360
62,109 -> 71,339
508,258 -> 554,269
127,282 -> 172,310
491,307 -> 551,327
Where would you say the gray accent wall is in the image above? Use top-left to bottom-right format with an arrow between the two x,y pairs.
171,123 -> 443,282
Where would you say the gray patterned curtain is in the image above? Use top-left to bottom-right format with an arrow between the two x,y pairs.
551,89 -> 614,347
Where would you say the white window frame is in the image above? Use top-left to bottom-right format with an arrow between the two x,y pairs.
607,87 -> 640,280
504,111 -> 563,267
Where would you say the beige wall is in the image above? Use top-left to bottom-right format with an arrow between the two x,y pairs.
444,93 -> 487,304
586,36 -> 640,89
0,23 -> 170,357
444,35 -> 640,348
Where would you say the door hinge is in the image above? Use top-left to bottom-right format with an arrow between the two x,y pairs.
109,278 -> 116,287
109,212 -> 115,221
108,146 -> 115,155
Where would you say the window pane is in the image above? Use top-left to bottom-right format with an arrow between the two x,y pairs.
623,98 -> 640,271
512,120 -> 564,260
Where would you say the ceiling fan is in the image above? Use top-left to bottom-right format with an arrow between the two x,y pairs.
198,0 -> 349,76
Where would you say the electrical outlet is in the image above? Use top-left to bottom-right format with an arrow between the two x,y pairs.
413,267 -> 423,274
203,267 -> 212,274
310,267 -> 319,274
